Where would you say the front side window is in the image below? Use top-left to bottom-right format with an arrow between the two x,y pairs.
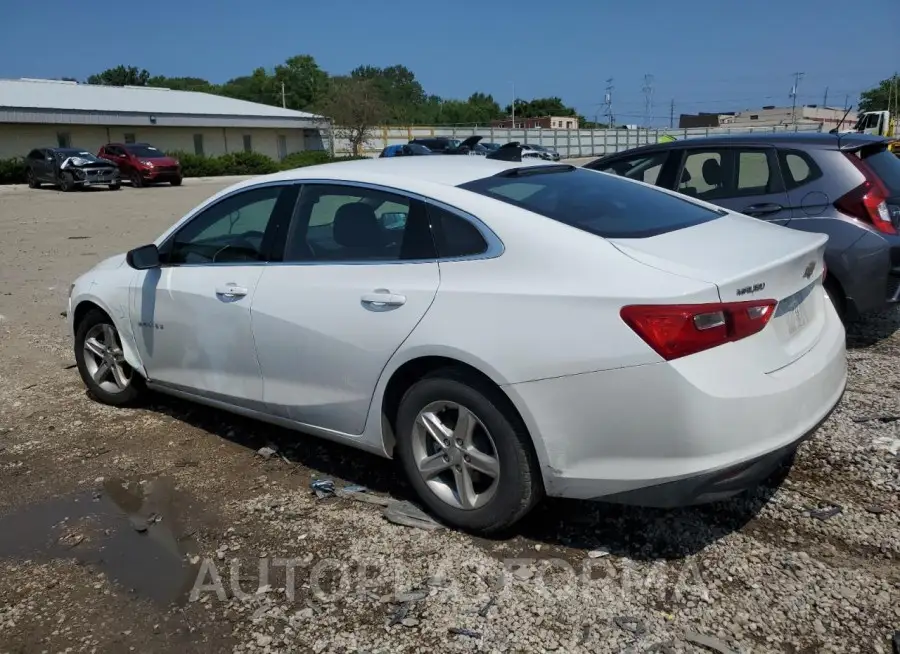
283,184 -> 435,262
592,152 -> 669,186
460,167 -> 722,239
165,185 -> 297,265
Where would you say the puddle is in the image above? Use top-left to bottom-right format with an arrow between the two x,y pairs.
0,476 -> 201,606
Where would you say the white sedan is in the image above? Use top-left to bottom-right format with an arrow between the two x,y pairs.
68,156 -> 847,533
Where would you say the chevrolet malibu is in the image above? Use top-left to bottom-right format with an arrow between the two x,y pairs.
68,157 -> 847,533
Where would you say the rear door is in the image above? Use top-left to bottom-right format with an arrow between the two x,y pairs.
674,147 -> 792,225
250,182 -> 441,435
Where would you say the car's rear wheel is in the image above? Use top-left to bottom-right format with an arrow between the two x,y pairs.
26,169 -> 40,189
171,177 -> 183,186
395,369 -> 542,534
130,172 -> 144,188
59,172 -> 75,192
109,182 -> 121,191
74,309 -> 145,406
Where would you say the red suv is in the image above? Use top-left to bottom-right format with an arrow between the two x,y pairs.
98,143 -> 182,187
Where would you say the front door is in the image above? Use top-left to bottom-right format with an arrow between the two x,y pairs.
251,183 -> 441,435
675,147 -> 792,225
130,183 -> 299,406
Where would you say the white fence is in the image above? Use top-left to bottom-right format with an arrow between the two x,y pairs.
331,123 -> 824,159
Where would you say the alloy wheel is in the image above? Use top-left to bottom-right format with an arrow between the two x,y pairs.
411,401 -> 500,510
82,323 -> 132,393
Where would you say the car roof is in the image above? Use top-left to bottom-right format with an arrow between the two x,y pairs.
249,154 -> 548,188
595,132 -> 889,159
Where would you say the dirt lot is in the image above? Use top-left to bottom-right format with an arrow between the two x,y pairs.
0,179 -> 898,654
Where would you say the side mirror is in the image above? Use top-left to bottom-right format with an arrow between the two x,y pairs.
126,244 -> 160,270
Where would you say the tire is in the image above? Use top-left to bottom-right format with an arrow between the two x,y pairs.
130,172 -> 144,188
170,177 -> 183,186
74,309 -> 145,407
109,182 -> 121,191
60,172 -> 75,192
824,278 -> 847,324
26,168 -> 39,189
395,368 -> 543,534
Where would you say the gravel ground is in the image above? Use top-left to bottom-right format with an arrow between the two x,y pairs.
0,179 -> 898,654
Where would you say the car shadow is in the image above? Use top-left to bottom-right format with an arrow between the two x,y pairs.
132,393 -> 786,561
845,306 -> 900,349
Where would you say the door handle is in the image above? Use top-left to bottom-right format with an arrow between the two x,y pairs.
215,284 -> 248,298
361,290 -> 406,307
743,203 -> 784,217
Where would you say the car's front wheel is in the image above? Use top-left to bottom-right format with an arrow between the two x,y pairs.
59,172 -> 75,192
171,177 -> 183,186
130,172 -> 144,188
26,169 -> 40,189
395,369 -> 543,534
108,182 -> 121,191
74,309 -> 145,406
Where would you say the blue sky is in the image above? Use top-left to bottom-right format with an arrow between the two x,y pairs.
2,0 -> 896,125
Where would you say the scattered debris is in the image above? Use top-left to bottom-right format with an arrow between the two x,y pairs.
807,505 -> 842,521
401,618 -> 419,628
852,414 -> 900,424
448,627 -> 482,639
174,459 -> 200,468
646,642 -> 677,654
587,548 -> 610,558
256,446 -> 277,460
613,616 -> 647,636
683,631 -> 738,654
478,597 -> 495,618
382,500 -> 443,531
60,310 -> 68,317
394,590 -> 428,603
310,479 -> 336,499
67,236 -> 91,240
387,603 -> 410,626
865,504 -> 887,515
512,566 -> 534,581
873,437 -> 900,456
130,517 -> 149,533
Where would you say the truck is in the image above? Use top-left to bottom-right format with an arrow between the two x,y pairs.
850,110 -> 898,155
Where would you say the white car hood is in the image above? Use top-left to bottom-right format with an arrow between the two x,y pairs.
92,253 -> 127,271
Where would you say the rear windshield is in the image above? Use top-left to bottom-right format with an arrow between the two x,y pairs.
864,149 -> 900,194
459,166 -> 724,238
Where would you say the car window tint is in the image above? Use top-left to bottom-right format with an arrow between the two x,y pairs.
460,167 -> 722,239
167,186 -> 287,265
678,150 -> 726,199
595,152 -> 668,185
736,150 -> 770,192
283,185 -> 436,262
862,149 -> 900,194
778,149 -> 823,190
428,205 -> 488,258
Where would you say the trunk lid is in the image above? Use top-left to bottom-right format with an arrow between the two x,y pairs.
609,212 -> 829,372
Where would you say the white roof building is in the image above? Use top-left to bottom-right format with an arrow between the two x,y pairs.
0,78 -> 329,160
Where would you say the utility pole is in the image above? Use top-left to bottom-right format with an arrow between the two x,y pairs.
511,82 -> 516,129
605,78 -> 614,128
669,99 -> 675,129
823,86 -> 828,108
790,72 -> 805,124
642,74 -> 654,128
281,82 -> 286,109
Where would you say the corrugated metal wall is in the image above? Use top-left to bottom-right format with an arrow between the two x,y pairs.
333,123 -> 824,158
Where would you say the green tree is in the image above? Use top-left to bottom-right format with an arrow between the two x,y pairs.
87,65 -> 150,86
219,67 -> 279,106
318,77 -> 387,155
273,55 -> 329,111
350,64 -> 427,123
147,76 -> 218,93
858,75 -> 899,113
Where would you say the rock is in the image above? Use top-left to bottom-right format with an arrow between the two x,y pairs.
613,616 -> 646,635
394,590 -> 428,603
813,619 -> 826,636
256,446 -> 277,460
587,549 -> 610,559
512,566 -> 533,581
382,500 -> 443,531
683,631 -> 737,654
255,633 -> 272,647
401,618 -> 419,627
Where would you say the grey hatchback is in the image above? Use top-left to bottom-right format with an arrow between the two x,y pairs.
586,133 -> 900,321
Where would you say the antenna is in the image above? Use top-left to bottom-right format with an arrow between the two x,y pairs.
604,78 -> 614,128
642,74 -> 654,128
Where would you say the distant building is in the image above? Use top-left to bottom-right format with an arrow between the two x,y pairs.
678,112 -> 734,129
491,115 -> 579,129
719,105 -> 854,130
0,78 -> 329,160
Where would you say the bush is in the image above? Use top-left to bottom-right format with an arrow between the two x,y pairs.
158,150 -> 370,180
0,157 -> 27,185
220,151 -> 280,176
278,150 -> 334,169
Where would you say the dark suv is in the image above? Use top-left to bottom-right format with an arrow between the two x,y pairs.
586,133 -> 900,320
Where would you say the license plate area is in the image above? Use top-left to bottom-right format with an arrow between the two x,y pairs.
775,280 -> 817,336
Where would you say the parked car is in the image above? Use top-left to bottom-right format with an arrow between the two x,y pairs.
68,156 -> 846,533
379,143 -> 433,158
408,137 -> 461,153
25,147 -> 120,191
525,144 -> 561,161
481,142 -> 503,152
586,133 -> 900,321
98,143 -> 182,187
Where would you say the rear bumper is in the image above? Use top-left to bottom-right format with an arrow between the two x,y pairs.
505,299 -> 847,504
840,230 -> 900,316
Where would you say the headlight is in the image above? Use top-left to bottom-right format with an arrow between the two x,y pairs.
139,160 -> 155,168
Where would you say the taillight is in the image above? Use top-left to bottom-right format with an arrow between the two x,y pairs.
835,153 -> 897,235
620,300 -> 777,361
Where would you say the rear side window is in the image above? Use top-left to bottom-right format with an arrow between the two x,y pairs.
459,167 -> 723,239
591,152 -> 669,186
777,149 -> 823,190
864,150 -> 900,194
427,205 -> 488,258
